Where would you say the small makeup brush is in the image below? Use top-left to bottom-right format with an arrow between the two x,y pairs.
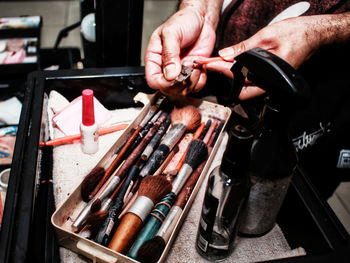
139,105 -> 201,178
203,119 -> 218,145
108,175 -> 172,254
86,95 -> 164,200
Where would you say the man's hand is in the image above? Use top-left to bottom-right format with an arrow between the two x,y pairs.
145,0 -> 223,95
206,13 -> 350,100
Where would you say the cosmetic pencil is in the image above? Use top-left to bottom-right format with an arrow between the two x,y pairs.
72,109 -> 166,232
139,105 -> 201,178
141,114 -> 171,161
90,112 -> 168,212
202,119 -> 218,145
137,130 -> 220,263
86,95 -> 164,201
108,175 -> 172,254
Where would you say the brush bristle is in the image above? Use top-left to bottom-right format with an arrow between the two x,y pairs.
137,236 -> 166,263
91,198 -> 102,213
171,105 -> 201,131
184,139 -> 208,168
138,175 -> 172,203
81,167 -> 105,202
84,210 -> 108,238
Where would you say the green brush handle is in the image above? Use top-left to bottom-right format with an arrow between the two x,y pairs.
128,192 -> 176,259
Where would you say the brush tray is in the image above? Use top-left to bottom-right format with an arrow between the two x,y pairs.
4,67 -> 349,263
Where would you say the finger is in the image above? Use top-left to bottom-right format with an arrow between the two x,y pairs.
161,27 -> 182,81
205,61 -> 234,78
145,31 -> 174,90
238,85 -> 266,100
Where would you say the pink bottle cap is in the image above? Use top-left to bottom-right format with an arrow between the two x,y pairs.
82,89 -> 95,126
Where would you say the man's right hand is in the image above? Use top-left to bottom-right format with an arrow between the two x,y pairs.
145,0 -> 222,95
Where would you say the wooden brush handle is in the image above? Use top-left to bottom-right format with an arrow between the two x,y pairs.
108,213 -> 143,254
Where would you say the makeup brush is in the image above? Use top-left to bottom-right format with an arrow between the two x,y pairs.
86,95 -> 164,201
137,131 -> 220,263
170,121 -> 206,175
202,119 -> 218,145
137,154 -> 209,263
141,115 -> 171,161
128,192 -> 176,259
93,162 -> 141,245
90,112 -> 168,212
72,109 -> 166,232
108,175 -> 172,254
139,105 -> 201,178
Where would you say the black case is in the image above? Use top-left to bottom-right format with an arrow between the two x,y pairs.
0,67 -> 349,263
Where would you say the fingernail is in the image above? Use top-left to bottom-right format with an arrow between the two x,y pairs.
218,47 -> 234,60
163,63 -> 177,80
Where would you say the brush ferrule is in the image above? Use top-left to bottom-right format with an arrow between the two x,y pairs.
72,198 -> 95,232
161,123 -> 186,149
99,176 -> 121,200
100,198 -> 112,211
157,206 -> 182,243
171,163 -> 193,195
127,196 -> 154,222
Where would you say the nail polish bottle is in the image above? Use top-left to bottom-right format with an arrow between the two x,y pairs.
80,89 -> 99,154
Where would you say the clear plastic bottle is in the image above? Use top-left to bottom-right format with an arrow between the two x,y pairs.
196,128 -> 251,261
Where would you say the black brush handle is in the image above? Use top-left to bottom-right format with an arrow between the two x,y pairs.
139,144 -> 170,178
141,115 -> 171,161
95,164 -> 140,245
199,119 -> 212,140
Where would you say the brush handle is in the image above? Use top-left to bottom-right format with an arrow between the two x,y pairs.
203,120 -> 217,145
108,213 -> 143,254
199,119 -> 212,140
174,122 -> 205,173
171,163 -> 193,195
156,206 -> 183,243
139,123 -> 186,177
141,115 -> 171,161
128,192 -> 176,259
95,165 -> 140,245
44,123 -> 128,146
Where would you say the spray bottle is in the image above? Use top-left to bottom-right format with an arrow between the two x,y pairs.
196,47 -> 310,259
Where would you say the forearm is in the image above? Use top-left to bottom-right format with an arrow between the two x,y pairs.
179,0 -> 224,28
309,12 -> 350,48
